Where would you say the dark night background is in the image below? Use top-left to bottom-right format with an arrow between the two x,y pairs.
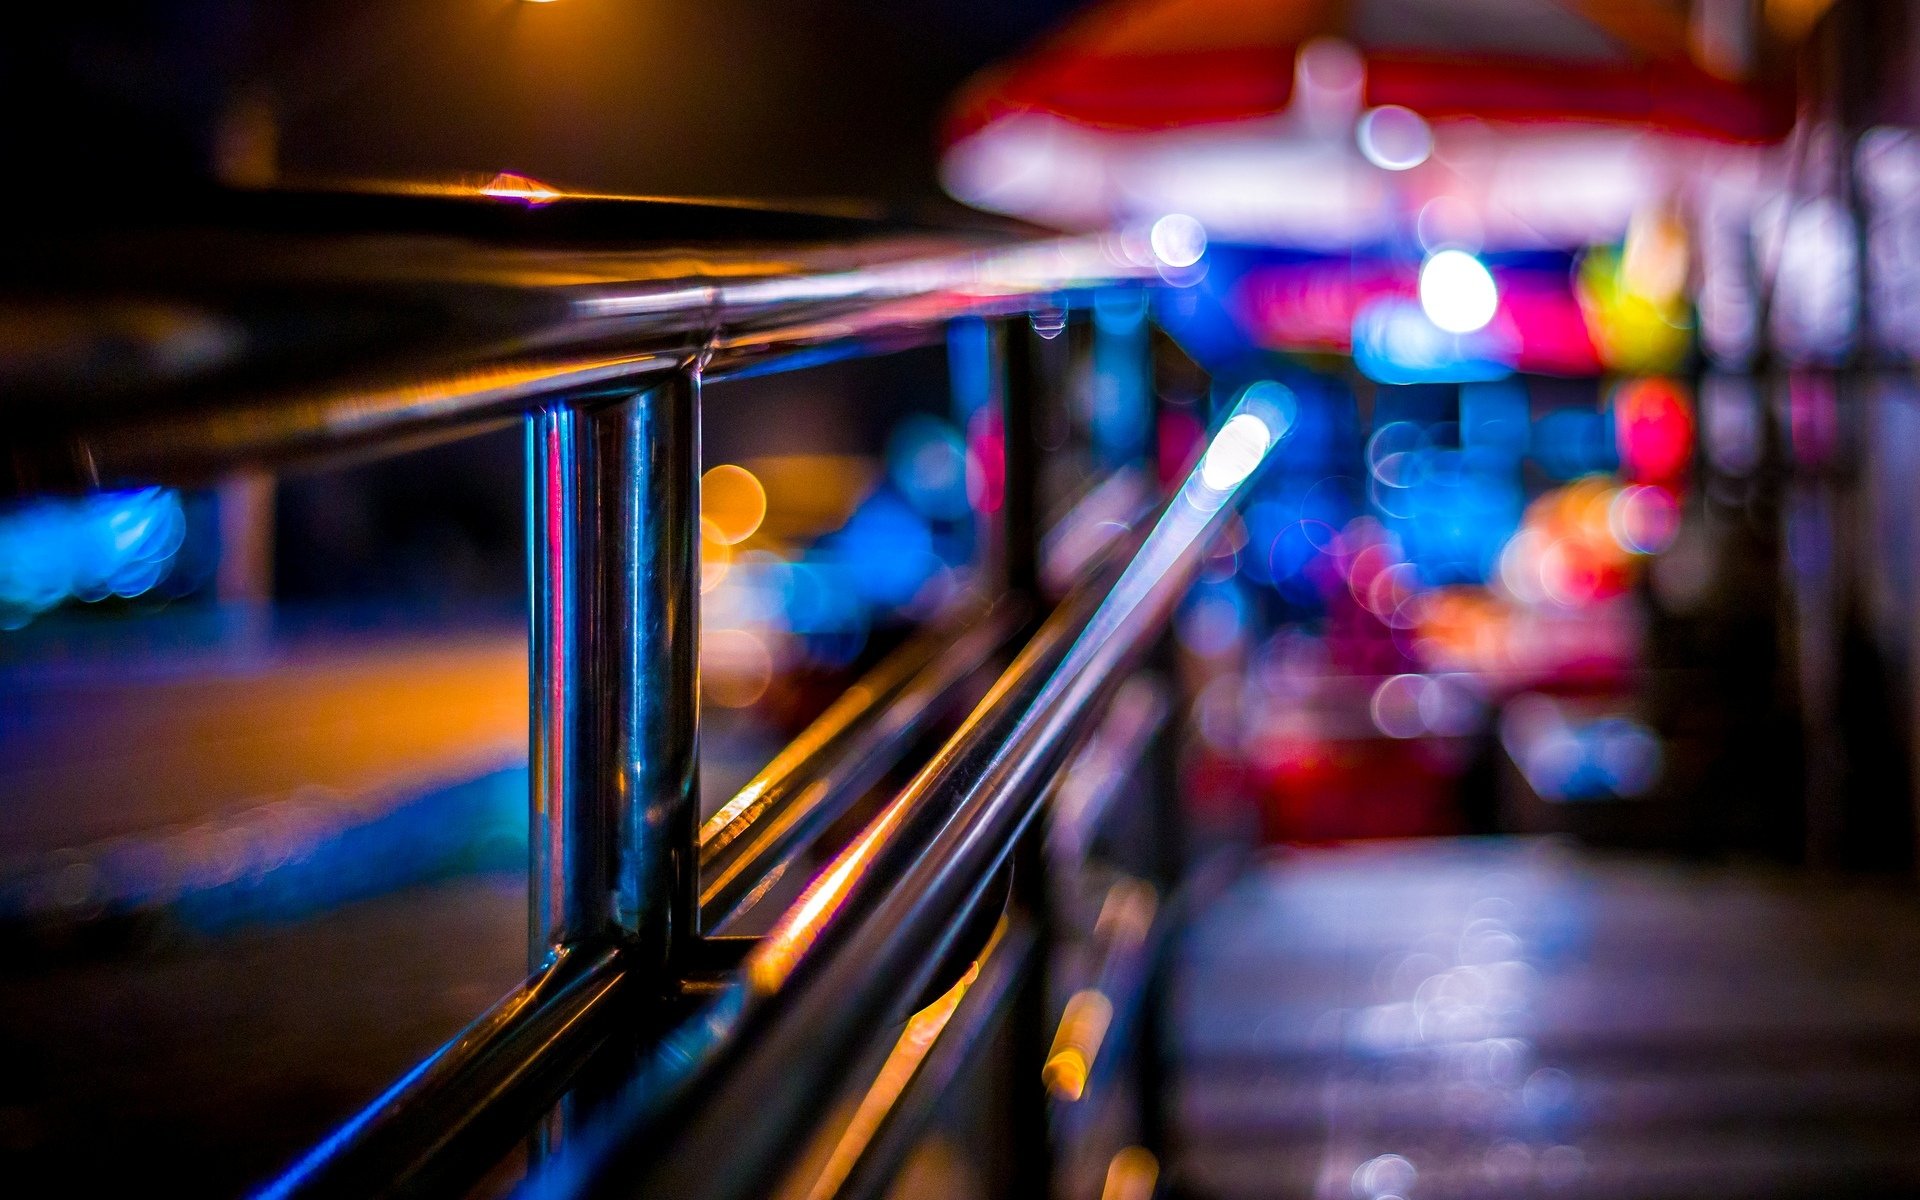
6,3 -> 1085,205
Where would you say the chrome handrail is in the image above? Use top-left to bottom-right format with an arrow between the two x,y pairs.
4,190 -> 1147,493
698,594 -> 1027,932
4,186 -> 1235,1200
516,396 -> 1276,1200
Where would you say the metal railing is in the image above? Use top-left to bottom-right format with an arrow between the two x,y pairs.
5,186 -> 1271,1200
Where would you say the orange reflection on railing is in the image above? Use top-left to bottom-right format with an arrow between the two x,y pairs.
479,172 -> 561,205
780,919 -> 1007,1200
744,798 -> 904,995
745,632 -> 1042,994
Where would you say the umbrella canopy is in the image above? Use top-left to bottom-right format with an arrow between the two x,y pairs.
943,0 -> 1794,249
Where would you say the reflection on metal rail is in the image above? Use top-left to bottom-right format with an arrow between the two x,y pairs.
3,190 -> 1151,494
698,595 -> 1027,933
517,393 -> 1278,1200
3,186 -> 1257,1200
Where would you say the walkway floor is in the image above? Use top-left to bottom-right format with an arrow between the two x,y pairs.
1174,839 -> 1920,1199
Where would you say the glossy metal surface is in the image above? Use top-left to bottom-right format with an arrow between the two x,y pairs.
698,597 -> 1026,932
270,447 -> 988,1200
0,189 -> 1151,493
259,944 -> 627,1200
528,373 -> 702,967
19,350 -> 686,498
781,922 -> 1036,1200
518,397 -> 1277,1200
252,349 -> 1150,1200
621,372 -> 703,966
268,365 -> 706,1200
22,189 -> 1197,1200
513,583 -> 1125,1200
529,404 -> 583,968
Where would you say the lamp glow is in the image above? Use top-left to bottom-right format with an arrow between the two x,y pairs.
1419,250 -> 1499,334
1148,213 -> 1207,268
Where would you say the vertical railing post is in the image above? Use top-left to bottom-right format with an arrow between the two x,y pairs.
1000,311 -> 1053,1200
999,315 -> 1045,599
528,368 -> 703,975
529,401 -> 583,973
1141,326 -> 1194,892
1137,322 -> 1192,1176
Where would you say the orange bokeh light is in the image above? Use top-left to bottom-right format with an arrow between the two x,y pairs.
701,464 -> 768,546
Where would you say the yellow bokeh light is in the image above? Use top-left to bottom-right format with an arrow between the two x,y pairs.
1042,1050 -> 1090,1103
702,464 -> 768,546
1042,989 -> 1114,1102
700,516 -> 733,594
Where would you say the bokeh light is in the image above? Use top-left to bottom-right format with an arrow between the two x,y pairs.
701,628 -> 774,709
700,517 -> 734,594
0,487 -> 187,629
1356,105 -> 1433,171
886,416 -> 970,520
1419,250 -> 1499,335
702,464 -> 769,546
1149,213 -> 1207,268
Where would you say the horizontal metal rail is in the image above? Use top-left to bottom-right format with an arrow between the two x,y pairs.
2,189 -> 1149,492
258,944 -> 628,1200
517,395 -> 1278,1200
6,187 -> 1218,1200
252,606 -> 1011,1200
252,488 -> 1145,1199
699,595 -> 1027,932
786,918 -> 1037,1200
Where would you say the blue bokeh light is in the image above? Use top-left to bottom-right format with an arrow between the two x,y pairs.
0,487 -> 187,629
